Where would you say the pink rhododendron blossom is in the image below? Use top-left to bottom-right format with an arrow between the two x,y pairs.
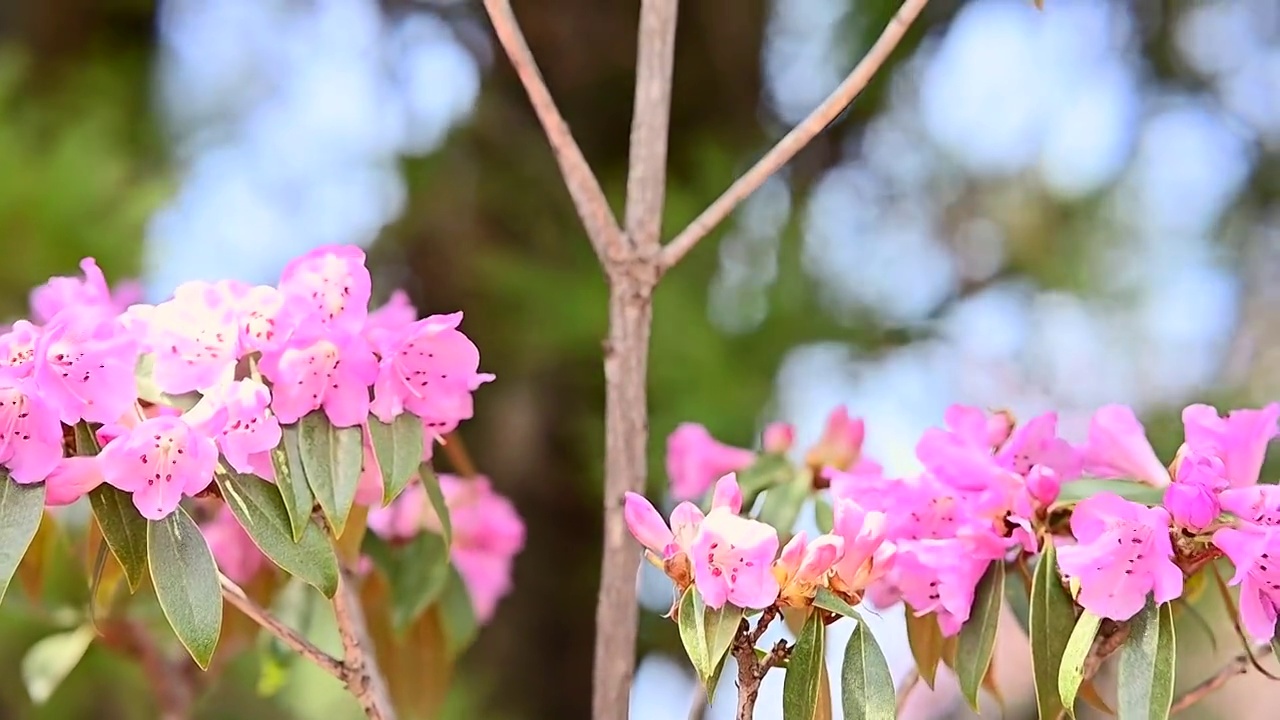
369,313 -> 493,430
1057,493 -> 1182,621
353,426 -> 385,506
774,531 -> 844,606
1212,526 -> 1280,643
690,508 -> 780,609
892,545 -> 993,635
996,412 -> 1082,480
437,475 -> 525,623
278,245 -> 373,337
1163,453 -> 1227,532
187,380 -> 281,477
1081,405 -> 1171,488
831,498 -> 891,590
367,480 -> 426,541
940,405 -> 1011,450
98,416 -> 219,520
34,311 -> 138,425
1220,486 -> 1280,527
202,506 -> 267,585
261,335 -> 378,427
762,422 -> 795,454
29,258 -> 139,324
127,282 -> 240,394
0,321 -> 41,376
0,376 -> 65,483
804,406 -> 866,472
224,282 -> 305,356
665,424 -> 756,502
710,473 -> 743,515
44,457 -> 105,505
624,492 -> 675,556
364,290 -> 418,353
1181,403 -> 1280,488
1025,465 -> 1061,507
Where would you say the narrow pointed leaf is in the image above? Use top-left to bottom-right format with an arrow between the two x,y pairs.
1118,599 -> 1175,720
783,611 -> 826,720
21,624 -> 96,705
0,471 -> 47,605
814,587 -> 858,619
363,531 -> 450,632
1057,610 -> 1102,719
419,463 -> 451,545
296,411 -> 363,537
904,610 -> 945,689
815,499 -> 834,534
841,618 -> 895,720
957,560 -> 1004,710
88,485 -> 148,592
1031,543 -> 1077,720
368,415 -> 424,505
1053,479 -> 1164,507
676,586 -> 743,686
437,565 -> 478,658
1004,561 -> 1031,635
272,424 -> 315,542
757,473 -> 810,536
148,507 -> 222,669
215,471 -> 339,597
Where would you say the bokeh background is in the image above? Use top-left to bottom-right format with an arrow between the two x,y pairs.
1,0 -> 1279,718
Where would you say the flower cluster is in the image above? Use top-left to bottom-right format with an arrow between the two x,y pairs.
629,402 -> 1280,641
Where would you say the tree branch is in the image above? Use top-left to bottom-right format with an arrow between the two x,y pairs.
1171,644 -> 1275,714
218,572 -> 346,681
333,570 -> 399,720
480,0 -> 625,263
658,0 -> 931,272
623,0 -> 679,257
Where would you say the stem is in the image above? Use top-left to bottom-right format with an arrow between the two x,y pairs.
658,0 -> 931,272
624,0 -> 679,256
333,570 -> 399,720
1170,643 -> 1274,714
218,572 -> 345,679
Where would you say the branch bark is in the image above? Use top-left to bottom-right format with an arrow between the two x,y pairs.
218,572 -> 346,680
480,0 -> 625,263
1170,644 -> 1275,714
658,0 -> 931,272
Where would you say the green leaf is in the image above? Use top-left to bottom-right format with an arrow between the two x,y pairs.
368,415 -> 425,505
735,453 -> 794,503
1118,599 -> 1176,720
1031,543 -> 1078,720
419,463 -> 452,546
437,565 -> 478,659
904,610 -> 945,689
296,411 -> 363,537
757,472 -> 811,536
957,560 -> 1004,711
840,618 -> 895,720
272,424 -> 316,542
814,499 -> 834,534
363,532 -> 451,632
88,485 -> 148,592
148,507 -> 223,669
783,610 -> 826,720
20,624 -> 96,705
1004,561 -> 1031,635
0,470 -> 48,605
73,421 -> 100,456
1053,478 -> 1165,506
813,587 -> 858,619
1057,610 -> 1102,719
675,586 -> 744,688
215,471 -> 339,598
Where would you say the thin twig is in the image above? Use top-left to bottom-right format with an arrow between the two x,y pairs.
480,0 -> 625,263
658,0 -> 931,272
624,0 -> 679,257
687,683 -> 708,720
896,668 -> 920,714
218,572 -> 345,680
333,570 -> 399,720
1170,644 -> 1273,714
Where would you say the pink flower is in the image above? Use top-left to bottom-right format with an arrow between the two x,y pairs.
831,498 -> 891,590
624,493 -> 674,555
1220,485 -> 1280,527
1212,526 -> 1280,643
29,258 -> 136,324
278,245 -> 373,337
260,334 -> 378,427
774,531 -> 845,606
369,313 -> 493,428
690,508 -> 780,609
44,457 -> 105,505
187,380 -> 281,477
1081,405 -> 1171,488
762,422 -> 795,454
1056,492 -> 1182,621
941,405 -> 1011,450
98,416 -> 219,520
202,506 -> 267,585
0,376 -> 65,483
353,425 -> 384,506
1182,403 -> 1280,488
996,412 -> 1082,480
710,473 -> 743,514
892,543 -> 994,636
623,475 -> 743,560
804,406 -> 866,472
0,321 -> 41,376
439,475 -> 525,623
1163,453 -> 1227,532
224,282 -> 305,356
1025,465 -> 1061,507
363,290 -> 418,353
126,281 -> 239,394
665,424 -> 755,501
33,310 -> 138,425
367,480 -> 427,541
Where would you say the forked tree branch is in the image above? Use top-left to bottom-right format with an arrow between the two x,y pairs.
480,0 -> 625,263
658,0 -> 931,272
1170,644 -> 1275,714
624,0 -> 679,257
218,573 -> 345,679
